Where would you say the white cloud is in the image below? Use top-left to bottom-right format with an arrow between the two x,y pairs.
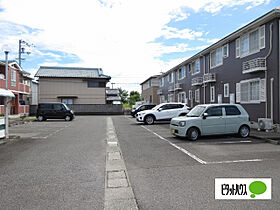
0,0 -> 271,92
161,26 -> 203,40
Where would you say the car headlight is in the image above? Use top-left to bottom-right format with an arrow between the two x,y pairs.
179,121 -> 186,127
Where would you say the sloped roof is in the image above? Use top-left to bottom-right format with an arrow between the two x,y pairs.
35,66 -> 111,79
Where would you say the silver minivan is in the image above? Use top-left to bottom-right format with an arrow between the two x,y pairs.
170,104 -> 250,141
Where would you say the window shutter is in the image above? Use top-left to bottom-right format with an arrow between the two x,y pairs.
236,83 -> 241,103
259,25 -> 265,49
236,38 -> 240,58
260,78 -> 266,102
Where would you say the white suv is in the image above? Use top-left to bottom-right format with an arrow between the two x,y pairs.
136,103 -> 190,125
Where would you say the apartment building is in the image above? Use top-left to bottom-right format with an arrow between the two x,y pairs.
0,60 -> 31,115
140,75 -> 160,104
35,66 -> 111,104
157,8 -> 280,123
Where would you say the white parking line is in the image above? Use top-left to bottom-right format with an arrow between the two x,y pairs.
140,125 -> 207,164
126,116 -> 265,165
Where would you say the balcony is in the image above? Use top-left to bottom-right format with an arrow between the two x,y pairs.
157,89 -> 163,95
203,73 -> 216,83
168,86 -> 174,92
191,77 -> 203,86
242,58 -> 267,74
174,83 -> 183,90
106,89 -> 119,95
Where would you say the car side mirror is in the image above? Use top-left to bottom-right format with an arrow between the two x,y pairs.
202,113 -> 208,119
158,108 -> 163,112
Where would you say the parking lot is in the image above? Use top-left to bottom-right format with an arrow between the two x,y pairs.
114,116 -> 280,209
125,116 -> 279,164
2,115 -> 280,209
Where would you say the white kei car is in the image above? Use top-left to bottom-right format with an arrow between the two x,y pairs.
136,103 -> 190,125
170,104 -> 251,141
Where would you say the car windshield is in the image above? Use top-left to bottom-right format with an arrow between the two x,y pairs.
63,104 -> 70,110
187,106 -> 206,117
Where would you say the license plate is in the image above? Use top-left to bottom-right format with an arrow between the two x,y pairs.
171,129 -> 175,134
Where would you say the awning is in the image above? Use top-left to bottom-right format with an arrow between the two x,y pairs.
0,88 -> 15,98
57,96 -> 78,98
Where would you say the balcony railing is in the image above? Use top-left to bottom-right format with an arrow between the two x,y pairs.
174,83 -> 182,90
157,89 -> 163,95
168,86 -> 174,92
203,73 -> 216,83
242,58 -> 267,74
106,89 -> 119,95
191,77 -> 203,86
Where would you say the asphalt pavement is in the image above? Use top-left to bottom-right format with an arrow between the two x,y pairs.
0,116 -> 107,209
114,116 -> 280,209
1,116 -> 280,209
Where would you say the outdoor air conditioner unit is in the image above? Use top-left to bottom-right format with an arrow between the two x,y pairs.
258,118 -> 273,131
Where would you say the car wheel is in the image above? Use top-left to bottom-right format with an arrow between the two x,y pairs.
65,115 -> 71,121
238,125 -> 250,138
144,115 -> 154,125
37,115 -> 44,122
187,127 -> 199,141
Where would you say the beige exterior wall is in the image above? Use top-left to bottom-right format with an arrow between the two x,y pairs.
142,86 -> 160,104
39,78 -> 106,104
142,78 -> 159,91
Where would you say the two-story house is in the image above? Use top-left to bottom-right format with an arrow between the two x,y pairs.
35,66 -> 111,104
140,75 -> 160,104
0,60 -> 31,115
157,8 -> 280,124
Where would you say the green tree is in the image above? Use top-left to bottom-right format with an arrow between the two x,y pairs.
118,88 -> 128,104
129,91 -> 141,106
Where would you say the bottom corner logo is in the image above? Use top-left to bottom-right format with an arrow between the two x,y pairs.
249,181 -> 267,198
215,178 -> 271,200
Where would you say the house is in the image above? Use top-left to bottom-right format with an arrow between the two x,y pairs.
0,60 -> 31,115
157,8 -> 280,124
106,88 -> 121,104
35,66 -> 111,104
140,75 -> 160,104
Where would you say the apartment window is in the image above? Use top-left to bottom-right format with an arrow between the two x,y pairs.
160,77 -> 164,87
189,90 -> 192,100
210,47 -> 223,68
149,80 -> 152,87
149,95 -> 152,103
195,89 -> 200,103
178,67 -> 185,80
224,83 -> 229,97
237,26 -> 265,58
223,44 -> 229,58
160,95 -> 165,103
168,72 -> 174,83
178,92 -> 186,103
61,98 -> 74,104
240,79 -> 260,103
168,94 -> 174,102
210,86 -> 215,102
192,59 -> 200,75
11,70 -> 16,87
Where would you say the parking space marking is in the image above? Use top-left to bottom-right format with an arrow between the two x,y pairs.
125,117 -> 266,165
31,124 -> 72,139
140,125 -> 207,164
208,159 -> 264,164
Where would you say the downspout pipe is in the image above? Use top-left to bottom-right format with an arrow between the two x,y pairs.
265,23 -> 273,118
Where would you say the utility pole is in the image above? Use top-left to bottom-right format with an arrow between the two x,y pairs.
18,39 -> 34,67
4,48 -> 9,138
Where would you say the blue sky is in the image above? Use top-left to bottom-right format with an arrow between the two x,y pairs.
0,0 -> 279,92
